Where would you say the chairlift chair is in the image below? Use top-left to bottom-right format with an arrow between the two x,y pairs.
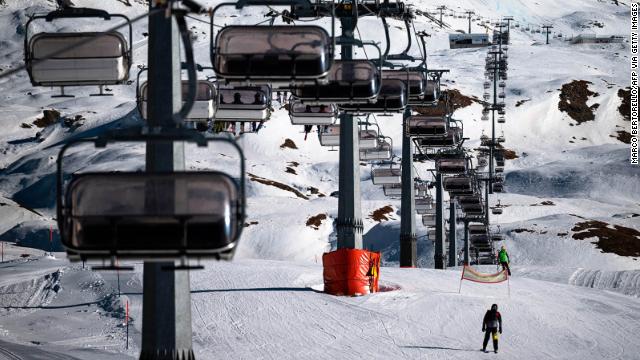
215,86 -> 271,122
422,214 -> 436,227
56,131 -> 245,262
318,124 -> 340,147
371,163 -> 402,185
211,25 -> 333,87
492,182 -> 504,192
289,100 -> 338,126
443,176 -> 473,193
409,79 -> 441,107
436,158 -> 467,174
491,207 -> 503,215
418,127 -> 462,148
359,129 -> 380,150
497,116 -> 506,124
360,138 -> 392,161
462,203 -> 484,215
293,60 -> 381,104
341,79 -> 407,114
24,8 -> 133,96
382,70 -> 426,100
415,198 -> 434,214
406,115 -> 448,137
383,183 -> 402,197
138,80 -> 217,124
491,234 -> 505,242
469,224 -> 488,235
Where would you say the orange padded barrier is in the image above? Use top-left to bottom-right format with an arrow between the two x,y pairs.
322,249 -> 381,296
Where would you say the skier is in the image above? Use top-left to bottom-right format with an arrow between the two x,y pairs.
482,304 -> 502,353
498,246 -> 511,276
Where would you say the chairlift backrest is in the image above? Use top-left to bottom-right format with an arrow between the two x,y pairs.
25,8 -> 133,87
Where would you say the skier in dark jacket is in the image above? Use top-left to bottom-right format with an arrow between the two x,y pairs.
482,304 -> 502,353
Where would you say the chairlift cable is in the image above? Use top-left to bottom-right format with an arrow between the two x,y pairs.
185,13 -> 223,27
356,25 -> 369,60
1,8 -> 160,82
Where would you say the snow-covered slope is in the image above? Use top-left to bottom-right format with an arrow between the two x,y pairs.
0,0 -> 638,358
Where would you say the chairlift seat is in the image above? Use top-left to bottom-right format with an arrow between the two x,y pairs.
293,60 -> 380,103
319,124 -> 340,146
340,79 -> 406,113
491,207 -> 503,215
383,184 -> 402,197
140,80 -> 217,122
213,26 -> 332,83
359,130 -> 379,150
418,127 -> 461,147
492,182 -> 504,192
491,234 -> 505,242
360,140 -> 392,161
462,203 -> 484,215
422,214 -> 436,227
215,87 -> 270,121
289,101 -> 337,125
415,198 -> 433,212
469,224 -> 488,235
381,70 -> 426,99
371,166 -> 401,185
436,158 -> 467,174
443,176 -> 472,192
28,32 -> 130,86
60,172 -> 240,258
409,81 -> 439,106
407,116 -> 448,137
471,234 -> 490,244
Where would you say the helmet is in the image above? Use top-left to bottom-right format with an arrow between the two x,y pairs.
491,304 -> 498,311
501,245 -> 506,250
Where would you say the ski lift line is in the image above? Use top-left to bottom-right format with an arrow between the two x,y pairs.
355,25 -> 369,60
184,14 -> 224,27
1,9 -> 158,83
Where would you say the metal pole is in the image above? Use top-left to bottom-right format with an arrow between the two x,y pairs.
434,173 -> 445,269
448,199 -> 457,267
400,106 -> 416,267
336,15 -> 363,250
466,11 -> 474,34
463,221 -> 469,265
437,6 -> 445,29
141,2 -> 193,359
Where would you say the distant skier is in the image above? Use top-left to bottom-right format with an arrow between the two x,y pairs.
498,246 -> 511,276
482,304 -> 503,353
